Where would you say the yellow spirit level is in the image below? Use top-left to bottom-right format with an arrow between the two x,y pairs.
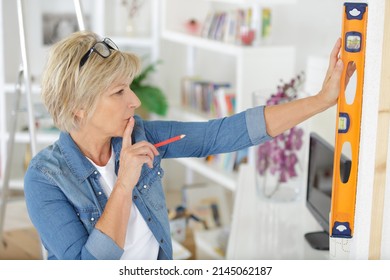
330,2 -> 368,238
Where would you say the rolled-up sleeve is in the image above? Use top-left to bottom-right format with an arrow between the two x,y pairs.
245,106 -> 272,145
84,228 -> 123,259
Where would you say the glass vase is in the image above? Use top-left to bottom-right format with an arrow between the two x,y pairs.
252,90 -> 305,202
255,155 -> 303,202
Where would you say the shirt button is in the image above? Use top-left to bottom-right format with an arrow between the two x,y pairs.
143,185 -> 148,189
157,171 -> 161,175
160,239 -> 164,243
133,195 -> 138,200
94,171 -> 98,175
90,217 -> 95,221
98,191 -> 102,195
148,217 -> 151,222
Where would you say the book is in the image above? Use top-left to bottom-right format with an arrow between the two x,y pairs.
180,77 -> 235,118
201,12 -> 214,38
200,8 -> 254,44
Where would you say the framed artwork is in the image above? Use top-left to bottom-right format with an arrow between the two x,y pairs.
42,13 -> 90,45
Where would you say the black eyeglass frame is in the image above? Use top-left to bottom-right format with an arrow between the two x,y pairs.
79,38 -> 118,68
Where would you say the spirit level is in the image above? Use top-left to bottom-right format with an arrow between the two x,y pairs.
330,2 -> 368,238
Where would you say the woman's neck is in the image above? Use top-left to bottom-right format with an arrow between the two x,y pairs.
70,128 -> 112,166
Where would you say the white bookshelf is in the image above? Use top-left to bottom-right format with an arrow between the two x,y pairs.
161,0 -> 295,184
175,158 -> 237,191
160,0 -> 296,258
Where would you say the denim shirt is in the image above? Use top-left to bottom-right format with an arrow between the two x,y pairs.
24,106 -> 271,260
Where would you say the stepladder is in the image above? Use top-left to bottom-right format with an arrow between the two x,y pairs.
0,0 -> 86,259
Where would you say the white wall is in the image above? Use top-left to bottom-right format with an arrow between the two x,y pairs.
274,0 -> 342,72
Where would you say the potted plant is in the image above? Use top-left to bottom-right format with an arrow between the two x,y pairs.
131,61 -> 168,117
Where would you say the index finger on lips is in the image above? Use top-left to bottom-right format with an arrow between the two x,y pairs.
122,117 -> 135,149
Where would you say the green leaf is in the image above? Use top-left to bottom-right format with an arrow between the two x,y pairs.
131,84 -> 168,116
132,60 -> 162,86
130,60 -> 168,116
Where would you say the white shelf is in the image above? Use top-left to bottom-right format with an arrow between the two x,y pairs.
205,0 -> 296,4
3,131 -> 59,144
163,30 -> 243,56
174,157 -> 237,191
16,131 -> 59,144
109,36 -> 155,48
162,30 -> 291,57
167,104 -> 209,122
4,179 -> 24,189
4,83 -> 41,94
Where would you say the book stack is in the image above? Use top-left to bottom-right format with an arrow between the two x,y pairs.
181,77 -> 236,118
205,148 -> 248,173
200,8 -> 251,44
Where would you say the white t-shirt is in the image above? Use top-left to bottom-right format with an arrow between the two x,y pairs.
86,148 -> 159,259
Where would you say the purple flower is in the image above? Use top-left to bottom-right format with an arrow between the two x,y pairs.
255,73 -> 305,183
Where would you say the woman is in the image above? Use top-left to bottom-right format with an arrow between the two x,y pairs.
24,31 -> 353,260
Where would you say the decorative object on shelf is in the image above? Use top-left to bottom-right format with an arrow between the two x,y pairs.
240,26 -> 255,46
120,0 -> 146,36
254,73 -> 306,202
240,7 -> 255,46
185,19 -> 200,35
130,60 -> 168,116
42,13 -> 81,45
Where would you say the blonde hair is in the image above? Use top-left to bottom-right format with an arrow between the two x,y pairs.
41,31 -> 140,132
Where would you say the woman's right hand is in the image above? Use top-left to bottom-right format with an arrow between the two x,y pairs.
116,117 -> 159,194
317,38 -> 356,108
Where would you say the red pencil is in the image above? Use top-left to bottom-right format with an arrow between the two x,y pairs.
154,134 -> 186,148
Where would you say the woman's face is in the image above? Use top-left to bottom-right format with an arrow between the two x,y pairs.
86,78 -> 141,137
